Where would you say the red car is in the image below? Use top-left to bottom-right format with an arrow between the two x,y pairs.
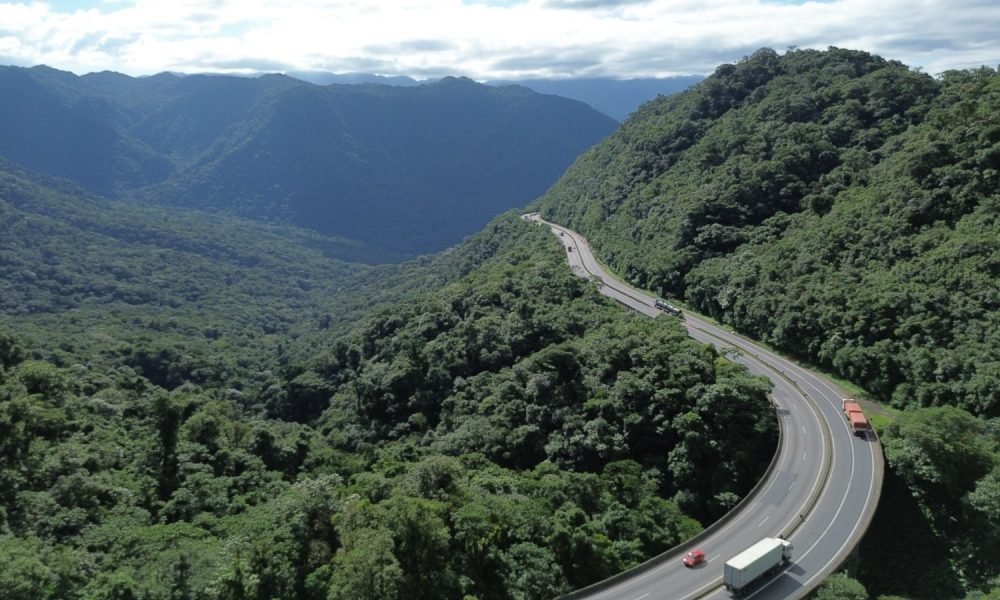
683,549 -> 706,567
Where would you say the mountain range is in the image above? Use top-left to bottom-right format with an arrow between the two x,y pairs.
286,70 -> 704,121
0,65 -> 617,257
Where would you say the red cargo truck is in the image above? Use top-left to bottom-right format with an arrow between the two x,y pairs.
842,399 -> 870,436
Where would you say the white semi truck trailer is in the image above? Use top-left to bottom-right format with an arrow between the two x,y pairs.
723,537 -> 793,596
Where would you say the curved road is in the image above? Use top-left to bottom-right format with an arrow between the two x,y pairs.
525,214 -> 883,600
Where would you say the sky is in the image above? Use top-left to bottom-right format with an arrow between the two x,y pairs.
0,0 -> 997,80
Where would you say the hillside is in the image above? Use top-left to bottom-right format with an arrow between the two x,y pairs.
0,159 -> 778,598
538,47 -> 1000,416
537,47 -> 1000,598
0,158 -> 421,387
0,66 -> 617,257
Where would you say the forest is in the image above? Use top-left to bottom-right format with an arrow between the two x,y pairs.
539,47 -> 1000,598
0,157 -> 777,599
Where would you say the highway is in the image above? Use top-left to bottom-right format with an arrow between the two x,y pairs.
524,213 -> 884,600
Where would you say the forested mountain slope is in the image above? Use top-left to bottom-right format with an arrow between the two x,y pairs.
0,158 -> 415,388
539,47 -> 1000,417
538,47 -> 1000,599
0,159 -> 777,598
0,66 -> 617,257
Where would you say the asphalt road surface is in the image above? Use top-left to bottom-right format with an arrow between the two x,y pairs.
523,213 -> 884,600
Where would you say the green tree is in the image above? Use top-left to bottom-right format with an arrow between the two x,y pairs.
502,542 -> 566,600
883,406 -> 993,506
0,329 -> 25,373
327,528 -> 403,600
0,536 -> 59,600
969,466 -> 1000,522
812,573 -> 869,600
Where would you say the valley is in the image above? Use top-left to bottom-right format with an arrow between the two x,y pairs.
0,67 -> 617,257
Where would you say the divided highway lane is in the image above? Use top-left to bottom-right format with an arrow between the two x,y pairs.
524,214 -> 883,600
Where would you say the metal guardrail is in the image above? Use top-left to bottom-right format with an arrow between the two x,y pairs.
545,239 -> 822,599
530,214 -> 864,600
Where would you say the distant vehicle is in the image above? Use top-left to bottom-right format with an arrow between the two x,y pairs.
559,231 -> 565,236
683,549 -> 706,567
724,537 -> 793,596
567,246 -> 573,252
654,299 -> 683,318
842,399 -> 871,436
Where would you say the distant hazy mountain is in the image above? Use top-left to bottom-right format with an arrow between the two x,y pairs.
286,71 -> 420,86
0,66 -> 617,257
286,71 -> 703,121
490,76 -> 704,121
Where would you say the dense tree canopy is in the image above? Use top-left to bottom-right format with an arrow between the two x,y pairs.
538,46 -> 1000,599
539,47 -> 1000,418
0,157 -> 778,600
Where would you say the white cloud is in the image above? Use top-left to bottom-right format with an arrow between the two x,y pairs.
0,0 -> 997,78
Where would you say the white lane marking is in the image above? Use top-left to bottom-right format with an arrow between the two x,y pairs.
744,345 -> 877,599
710,554 -> 721,563
802,451 -> 807,462
543,218 -> 864,600
758,515 -> 769,527
694,321 -> 830,540
694,318 -> 834,586
788,481 -> 795,491
797,404 -> 874,592
634,594 -> 650,600
652,301 -> 876,599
